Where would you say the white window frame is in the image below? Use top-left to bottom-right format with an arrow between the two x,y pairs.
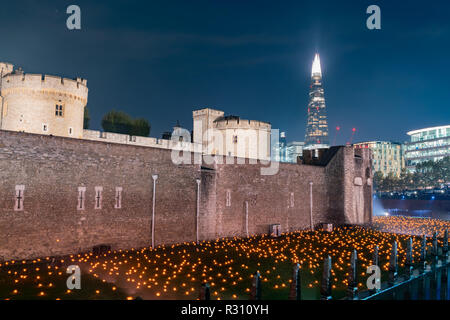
77,186 -> 86,210
14,185 -> 25,211
226,189 -> 231,207
115,187 -> 123,209
94,186 -> 103,210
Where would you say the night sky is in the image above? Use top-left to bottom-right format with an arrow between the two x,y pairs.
1,0 -> 449,145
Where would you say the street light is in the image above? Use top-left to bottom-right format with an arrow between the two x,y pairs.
245,201 -> 249,238
309,181 -> 314,231
151,174 -> 158,248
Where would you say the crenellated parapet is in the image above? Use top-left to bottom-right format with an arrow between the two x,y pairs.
0,62 -> 14,76
1,73 -> 88,104
0,64 -> 89,139
213,117 -> 271,131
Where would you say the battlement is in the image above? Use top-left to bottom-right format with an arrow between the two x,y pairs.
193,108 -> 224,117
83,129 -> 203,153
0,62 -> 14,76
1,73 -> 88,101
213,117 -> 271,130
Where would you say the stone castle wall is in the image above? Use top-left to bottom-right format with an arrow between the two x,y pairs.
0,129 -> 372,261
83,129 -> 203,152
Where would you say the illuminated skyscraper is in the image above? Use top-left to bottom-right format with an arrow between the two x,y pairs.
304,53 -> 329,150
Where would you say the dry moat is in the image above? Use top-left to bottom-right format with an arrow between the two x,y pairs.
1,216 -> 449,300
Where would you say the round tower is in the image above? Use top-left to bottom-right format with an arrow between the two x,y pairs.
0,68 -> 88,139
212,116 -> 271,160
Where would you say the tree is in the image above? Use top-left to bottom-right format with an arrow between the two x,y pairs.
101,110 -> 133,135
399,168 -> 413,190
83,107 -> 90,129
130,118 -> 150,137
383,172 -> 396,192
373,171 -> 384,191
374,156 -> 449,192
101,110 -> 151,137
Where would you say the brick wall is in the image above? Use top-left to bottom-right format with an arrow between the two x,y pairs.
0,130 -> 372,261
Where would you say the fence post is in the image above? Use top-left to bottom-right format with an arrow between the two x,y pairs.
389,241 -> 398,285
432,231 -> 438,261
199,282 -> 210,300
250,271 -> 261,300
443,229 -> 449,261
288,263 -> 301,300
420,235 -> 427,270
320,256 -> 332,300
406,237 -> 414,278
347,249 -> 358,299
369,245 -> 380,295
372,245 -> 379,267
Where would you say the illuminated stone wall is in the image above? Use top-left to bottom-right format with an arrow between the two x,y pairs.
0,130 -> 372,261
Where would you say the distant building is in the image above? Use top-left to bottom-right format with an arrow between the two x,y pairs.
304,53 -> 329,150
354,141 -> 404,177
271,131 -> 288,162
286,141 -> 305,163
405,125 -> 450,172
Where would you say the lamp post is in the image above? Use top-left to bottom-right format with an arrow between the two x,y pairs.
196,178 -> 201,243
245,201 -> 249,238
151,174 -> 158,248
309,181 -> 314,231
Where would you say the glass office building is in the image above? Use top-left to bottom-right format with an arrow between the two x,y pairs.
354,141 -> 404,177
405,125 -> 450,171
271,131 -> 288,162
286,141 -> 305,163
304,53 -> 329,150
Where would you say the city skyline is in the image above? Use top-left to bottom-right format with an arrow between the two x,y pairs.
0,1 -> 449,144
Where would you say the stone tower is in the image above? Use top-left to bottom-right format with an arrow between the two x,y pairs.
192,108 -> 225,152
0,63 -> 88,139
193,108 -> 271,160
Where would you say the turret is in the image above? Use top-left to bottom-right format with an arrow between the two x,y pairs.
0,66 -> 88,139
0,62 -> 14,77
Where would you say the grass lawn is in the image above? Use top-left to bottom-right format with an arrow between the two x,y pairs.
1,216 -> 449,300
